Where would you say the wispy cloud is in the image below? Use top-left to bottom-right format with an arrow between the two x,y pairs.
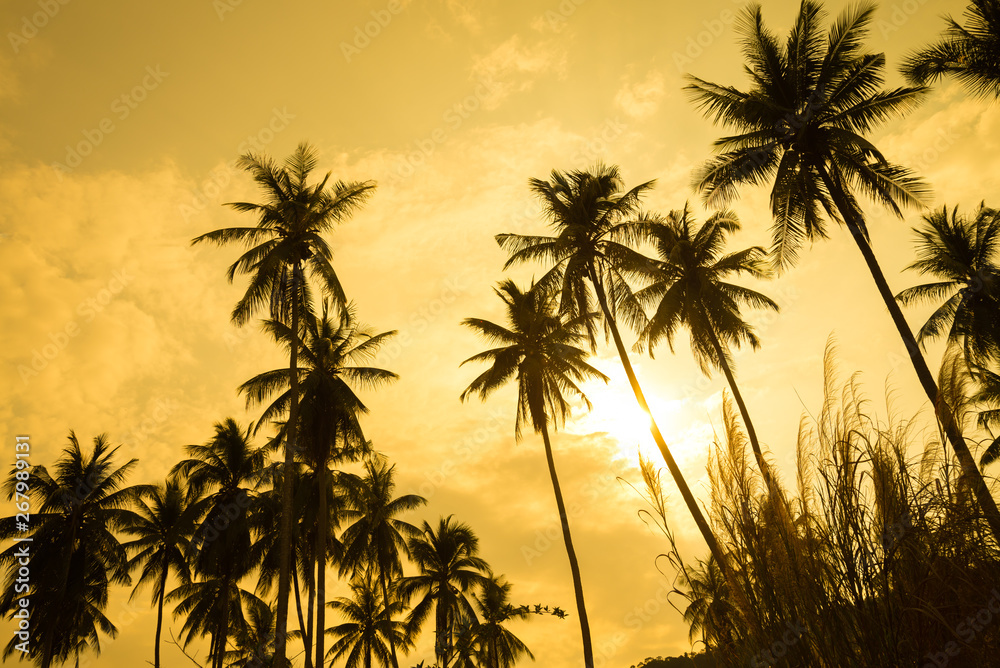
470,35 -> 566,110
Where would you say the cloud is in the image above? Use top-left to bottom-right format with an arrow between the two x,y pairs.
615,69 -> 666,120
470,35 -> 567,110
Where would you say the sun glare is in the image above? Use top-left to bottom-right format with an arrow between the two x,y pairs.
566,361 -> 691,467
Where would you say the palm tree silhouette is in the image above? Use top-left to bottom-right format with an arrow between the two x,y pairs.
634,205 -> 779,487
686,1 -> 1000,539
123,477 -> 197,668
242,299 -> 398,667
326,577 -> 413,668
496,165 -> 736,588
192,141 -> 375,662
340,456 -> 425,668
896,204 -> 1000,371
170,418 -> 266,668
467,575 -> 535,668
460,278 -> 604,668
0,432 -> 148,668
901,0 -> 1000,99
397,516 -> 490,667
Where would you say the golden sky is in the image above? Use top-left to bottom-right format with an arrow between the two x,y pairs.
2,0 -> 997,666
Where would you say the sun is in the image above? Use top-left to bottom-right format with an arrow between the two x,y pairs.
565,361 -> 687,467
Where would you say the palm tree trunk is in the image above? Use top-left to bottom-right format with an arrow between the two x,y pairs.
155,565 -> 167,668
539,423 -> 595,668
275,262 -> 302,663
704,327 -> 772,485
379,571 -> 401,668
587,268 -> 732,571
316,465 -> 328,668
216,576 -> 232,668
293,560 -> 313,668
819,171 -> 1000,541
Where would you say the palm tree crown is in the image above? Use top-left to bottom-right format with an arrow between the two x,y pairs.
634,205 -> 777,373
896,203 -> 1000,369
0,433 -> 148,667
398,516 -> 490,667
901,0 -> 1000,99
687,0 -> 929,269
461,279 -> 608,438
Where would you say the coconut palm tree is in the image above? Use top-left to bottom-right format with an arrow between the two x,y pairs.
633,205 -> 779,487
0,432 -> 149,667
340,456 -> 426,668
170,418 -> 266,668
123,478 -> 197,668
496,165 -> 736,586
896,203 -> 1000,371
397,516 -> 490,667
192,141 -> 376,662
460,278 -> 605,668
241,299 -> 398,668
901,0 -> 1000,99
467,575 -> 534,668
686,0 -> 1000,539
326,577 -> 413,668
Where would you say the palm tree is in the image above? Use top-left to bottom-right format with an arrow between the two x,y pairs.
340,456 -> 426,668
460,279 -> 605,668
397,516 -> 490,667
192,141 -> 376,662
123,478 -> 197,668
896,203 -> 1000,371
0,432 -> 149,667
901,0 -> 1000,99
326,578 -> 413,668
496,165 -> 736,587
467,575 -> 534,668
241,300 -> 398,668
633,205 -> 779,488
171,418 -> 266,668
686,0 -> 1000,539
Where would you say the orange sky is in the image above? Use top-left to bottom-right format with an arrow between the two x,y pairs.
2,0 -> 996,666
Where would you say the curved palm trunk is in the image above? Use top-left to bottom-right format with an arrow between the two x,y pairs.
315,465 -> 328,668
539,423 -> 594,668
275,263 -> 302,664
379,571 -> 401,668
154,565 -> 167,668
588,269 -> 732,571
704,327 -> 772,486
292,562 -> 313,668
820,171 -> 1000,541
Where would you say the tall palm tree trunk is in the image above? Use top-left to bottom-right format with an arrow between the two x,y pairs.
820,172 -> 1000,541
154,565 -> 167,668
539,423 -> 594,668
588,269 -> 731,569
292,561 -> 314,668
379,571 -> 401,668
275,263 -> 302,663
704,327 -> 772,486
315,465 -> 328,668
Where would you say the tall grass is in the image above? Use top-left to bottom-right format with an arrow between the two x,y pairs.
640,342 -> 1000,667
